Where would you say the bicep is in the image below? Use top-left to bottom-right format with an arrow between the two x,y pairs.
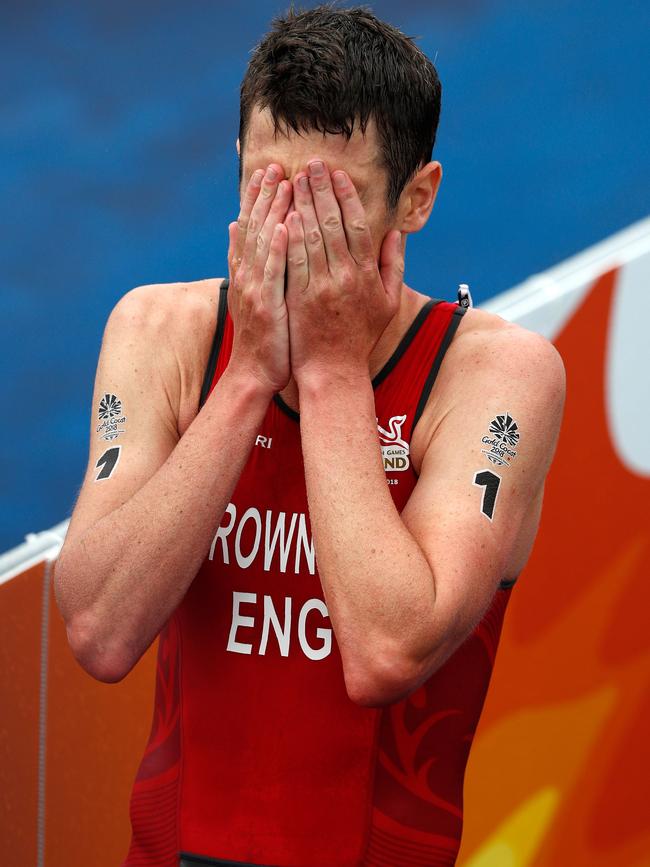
401,328 -> 565,656
64,287 -> 181,548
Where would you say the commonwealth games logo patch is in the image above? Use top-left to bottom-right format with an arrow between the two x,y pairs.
377,414 -> 410,472
96,392 -> 127,441
481,411 -> 520,468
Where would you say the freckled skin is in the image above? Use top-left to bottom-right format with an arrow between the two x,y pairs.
54,99 -> 565,701
228,106 -> 566,703
239,106 -> 401,263
236,105 -> 445,411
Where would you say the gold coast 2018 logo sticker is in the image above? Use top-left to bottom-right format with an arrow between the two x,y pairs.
96,393 -> 127,441
377,414 -> 410,472
481,411 -> 520,468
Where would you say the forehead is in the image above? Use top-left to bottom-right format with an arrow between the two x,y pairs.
242,105 -> 381,185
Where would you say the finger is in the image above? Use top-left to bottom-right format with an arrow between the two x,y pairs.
235,169 -> 264,262
228,221 -> 240,280
379,229 -> 404,312
261,223 -> 288,309
331,170 -> 375,269
293,171 -> 329,276
285,210 -> 309,294
307,160 -> 350,268
243,164 -> 285,265
252,179 -> 293,282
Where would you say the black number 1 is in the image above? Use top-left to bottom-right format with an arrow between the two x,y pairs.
473,470 -> 501,521
95,445 -> 121,481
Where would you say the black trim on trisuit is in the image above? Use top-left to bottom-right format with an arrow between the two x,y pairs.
274,391 -> 300,421
198,279 -> 230,410
498,576 -> 518,590
272,296 -> 441,422
371,297 -> 439,389
179,852 -> 273,867
411,304 -> 467,432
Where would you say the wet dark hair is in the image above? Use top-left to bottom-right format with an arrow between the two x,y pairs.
239,4 -> 442,214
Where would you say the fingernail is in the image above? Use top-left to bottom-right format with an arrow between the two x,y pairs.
309,160 -> 324,177
266,166 -> 278,181
298,175 -> 309,191
252,170 -> 264,185
333,171 -> 346,189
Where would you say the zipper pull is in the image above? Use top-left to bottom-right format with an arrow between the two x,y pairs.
457,283 -> 473,308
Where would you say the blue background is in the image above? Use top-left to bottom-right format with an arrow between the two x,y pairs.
2,0 -> 649,551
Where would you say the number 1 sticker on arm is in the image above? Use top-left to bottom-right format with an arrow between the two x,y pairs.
95,445 -> 122,481
473,469 -> 501,521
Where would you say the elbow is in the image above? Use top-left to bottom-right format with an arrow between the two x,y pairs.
54,556 -> 132,684
66,613 -> 132,684
346,683 -> 400,709
344,651 -> 426,708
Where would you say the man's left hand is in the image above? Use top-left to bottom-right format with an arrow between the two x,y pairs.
284,159 -> 403,386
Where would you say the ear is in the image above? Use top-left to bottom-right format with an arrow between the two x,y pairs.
395,161 -> 442,234
236,137 -> 241,157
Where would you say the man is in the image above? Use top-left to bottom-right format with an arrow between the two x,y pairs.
54,6 -> 565,866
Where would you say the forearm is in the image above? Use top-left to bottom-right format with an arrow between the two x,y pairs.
298,371 -> 437,702
56,367 -> 271,681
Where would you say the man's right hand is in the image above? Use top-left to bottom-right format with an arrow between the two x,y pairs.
227,163 -> 292,394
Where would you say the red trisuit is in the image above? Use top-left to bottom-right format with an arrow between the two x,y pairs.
123,285 -> 513,867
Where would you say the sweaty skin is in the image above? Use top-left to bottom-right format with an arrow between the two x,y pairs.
54,106 -> 565,702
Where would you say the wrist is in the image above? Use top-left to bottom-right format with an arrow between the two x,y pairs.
295,364 -> 373,407
294,362 -> 370,393
220,363 -> 277,405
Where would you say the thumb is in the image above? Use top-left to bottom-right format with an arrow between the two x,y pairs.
379,230 -> 404,308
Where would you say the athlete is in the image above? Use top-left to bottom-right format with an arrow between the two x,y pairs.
54,6 -> 565,866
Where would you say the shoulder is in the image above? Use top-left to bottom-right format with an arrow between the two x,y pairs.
443,305 -> 566,403
411,304 -> 565,471
104,277 -> 227,431
107,276 -> 225,338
